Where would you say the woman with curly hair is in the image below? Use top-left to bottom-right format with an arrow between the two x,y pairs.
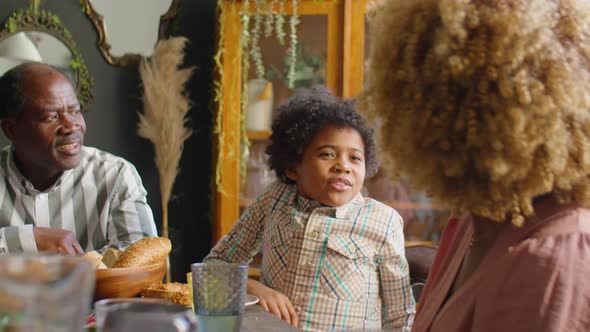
362,0 -> 590,331
205,87 -> 415,331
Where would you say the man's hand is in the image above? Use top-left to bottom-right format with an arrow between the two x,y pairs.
247,278 -> 298,328
33,227 -> 83,255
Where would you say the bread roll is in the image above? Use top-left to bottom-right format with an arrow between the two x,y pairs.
82,251 -> 103,269
141,282 -> 191,306
101,248 -> 121,268
113,237 -> 171,268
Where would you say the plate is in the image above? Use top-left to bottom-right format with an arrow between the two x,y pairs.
245,294 -> 259,306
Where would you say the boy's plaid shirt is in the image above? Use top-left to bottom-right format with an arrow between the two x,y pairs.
205,181 -> 415,331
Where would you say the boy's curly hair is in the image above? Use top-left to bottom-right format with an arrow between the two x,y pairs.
267,87 -> 378,184
362,0 -> 590,226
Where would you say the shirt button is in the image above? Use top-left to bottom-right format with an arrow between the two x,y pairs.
302,263 -> 312,271
308,231 -> 319,239
349,247 -> 356,253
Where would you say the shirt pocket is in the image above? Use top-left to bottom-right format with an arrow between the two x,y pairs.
267,218 -> 294,248
262,220 -> 295,276
320,234 -> 376,302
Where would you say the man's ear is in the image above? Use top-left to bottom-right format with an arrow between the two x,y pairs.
0,119 -> 16,141
285,166 -> 298,182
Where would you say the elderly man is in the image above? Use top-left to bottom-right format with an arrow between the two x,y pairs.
0,62 -> 157,255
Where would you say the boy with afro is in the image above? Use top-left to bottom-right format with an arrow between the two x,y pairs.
205,88 -> 415,331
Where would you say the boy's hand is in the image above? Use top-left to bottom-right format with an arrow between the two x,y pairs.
247,278 -> 298,328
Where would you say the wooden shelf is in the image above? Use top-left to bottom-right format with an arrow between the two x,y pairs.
405,240 -> 436,247
385,201 -> 447,211
247,130 -> 272,140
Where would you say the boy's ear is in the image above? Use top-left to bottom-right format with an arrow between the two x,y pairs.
285,167 -> 298,182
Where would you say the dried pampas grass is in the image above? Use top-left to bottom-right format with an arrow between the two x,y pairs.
138,37 -> 194,240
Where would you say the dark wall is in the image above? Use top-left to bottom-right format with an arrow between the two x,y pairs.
0,0 -> 217,281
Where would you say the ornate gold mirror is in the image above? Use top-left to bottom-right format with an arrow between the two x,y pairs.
81,0 -> 181,67
0,7 -> 94,110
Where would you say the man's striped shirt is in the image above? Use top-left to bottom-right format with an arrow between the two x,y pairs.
205,181 -> 415,331
0,145 -> 157,254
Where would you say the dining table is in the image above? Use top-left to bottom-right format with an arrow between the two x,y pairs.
242,304 -> 299,331
84,301 -> 300,331
84,304 -> 402,331
242,306 -> 403,331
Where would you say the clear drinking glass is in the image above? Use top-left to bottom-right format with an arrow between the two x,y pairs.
95,298 -> 197,332
191,262 -> 248,332
0,253 -> 95,332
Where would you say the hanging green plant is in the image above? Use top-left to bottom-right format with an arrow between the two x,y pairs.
232,0 -> 301,86
213,0 -> 301,194
1,4 -> 94,110
246,0 -> 298,84
264,0 -> 275,38
250,0 -> 265,79
240,0 -> 253,184
266,44 -> 326,89
286,0 -> 300,88
275,0 -> 286,44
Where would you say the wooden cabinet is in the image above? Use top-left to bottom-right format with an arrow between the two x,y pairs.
213,0 -> 449,244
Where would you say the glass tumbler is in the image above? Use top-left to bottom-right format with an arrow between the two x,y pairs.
0,253 -> 95,332
191,262 -> 248,332
95,298 -> 197,332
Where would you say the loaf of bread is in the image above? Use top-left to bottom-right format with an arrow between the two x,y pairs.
113,237 -> 171,268
141,282 -> 191,306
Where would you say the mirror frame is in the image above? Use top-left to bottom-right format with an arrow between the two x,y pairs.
81,0 -> 182,67
0,8 -> 94,111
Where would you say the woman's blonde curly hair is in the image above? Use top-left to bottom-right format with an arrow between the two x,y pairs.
362,0 -> 590,226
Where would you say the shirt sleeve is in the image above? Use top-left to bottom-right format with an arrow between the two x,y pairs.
475,232 -> 590,332
203,182 -> 278,264
0,224 -> 38,253
379,210 -> 416,331
102,162 -> 157,252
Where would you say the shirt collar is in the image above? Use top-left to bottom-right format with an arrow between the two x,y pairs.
293,190 -> 365,219
335,193 -> 365,219
6,145 -> 72,194
294,194 -> 322,213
